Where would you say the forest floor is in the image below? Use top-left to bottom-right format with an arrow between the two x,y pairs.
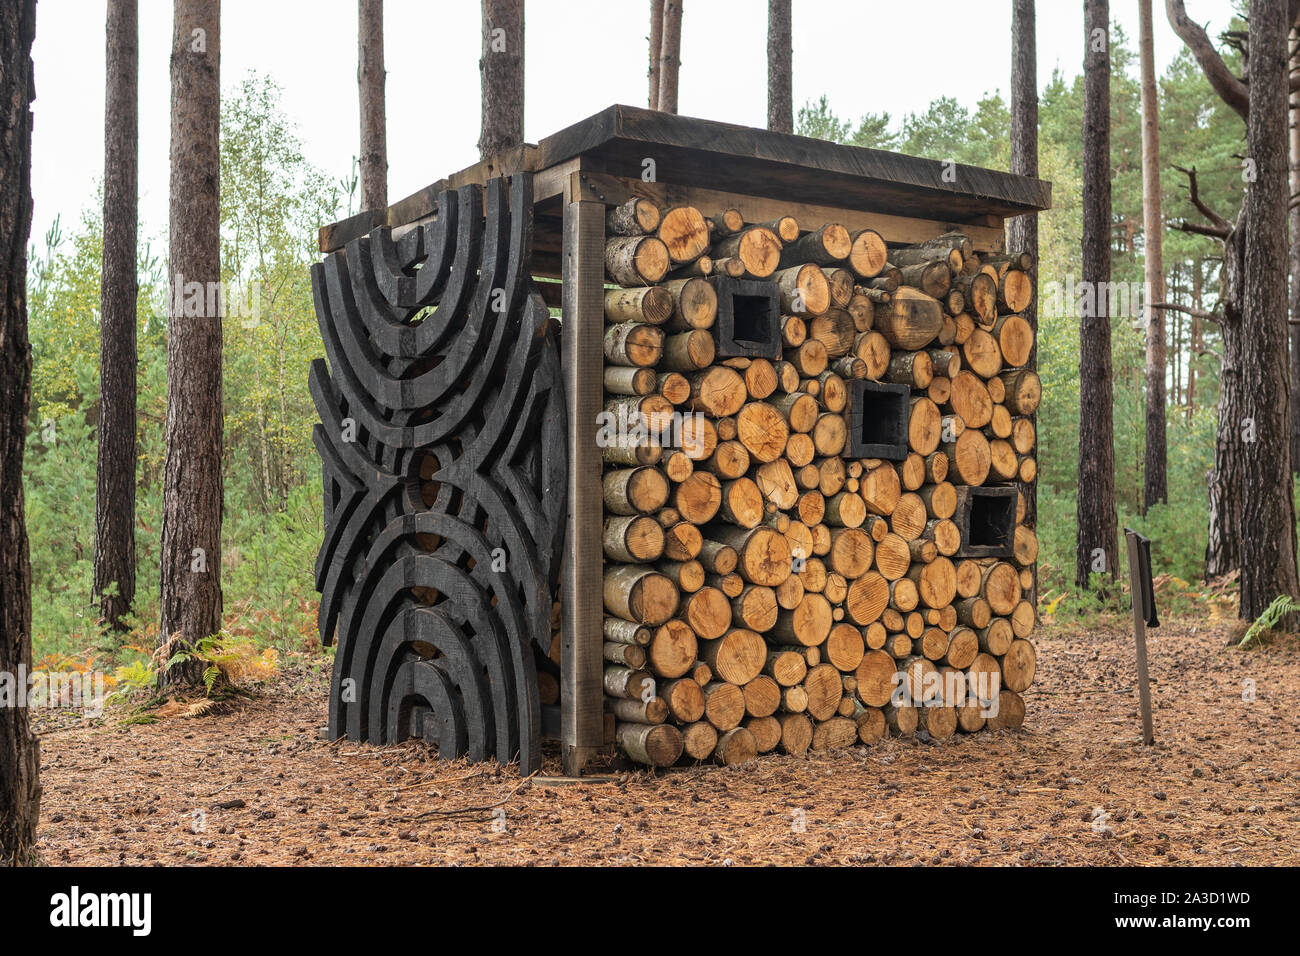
30,616 -> 1300,866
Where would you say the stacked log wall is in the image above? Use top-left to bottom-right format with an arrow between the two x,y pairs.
549,198 -> 1040,766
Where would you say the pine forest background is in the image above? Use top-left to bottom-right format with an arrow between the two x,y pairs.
23,21 -> 1248,671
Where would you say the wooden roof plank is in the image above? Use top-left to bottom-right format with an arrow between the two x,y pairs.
319,105 -> 1050,251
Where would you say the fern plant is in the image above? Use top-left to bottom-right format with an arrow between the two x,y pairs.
1239,594 -> 1300,649
106,658 -> 157,706
164,634 -> 279,696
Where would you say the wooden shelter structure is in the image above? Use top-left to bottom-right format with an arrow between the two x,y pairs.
311,106 -> 1051,776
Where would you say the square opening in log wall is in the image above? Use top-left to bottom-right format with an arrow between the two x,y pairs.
956,486 -> 1017,558
711,277 -> 781,359
846,379 -> 909,460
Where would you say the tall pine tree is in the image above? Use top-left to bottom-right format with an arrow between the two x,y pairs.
1077,0 -> 1119,588
0,0 -> 40,865
479,0 -> 524,159
159,0 -> 224,686
358,0 -> 387,211
94,0 -> 138,633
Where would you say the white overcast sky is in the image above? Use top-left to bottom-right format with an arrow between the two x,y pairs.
30,0 -> 1234,248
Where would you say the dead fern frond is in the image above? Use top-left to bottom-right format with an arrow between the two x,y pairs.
184,699 -> 215,718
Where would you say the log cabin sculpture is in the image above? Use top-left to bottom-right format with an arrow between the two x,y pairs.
312,106 -> 1050,776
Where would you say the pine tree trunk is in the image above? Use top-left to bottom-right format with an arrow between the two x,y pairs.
1172,269 -> 1182,403
1188,259 -> 1200,423
160,0 -> 223,688
766,0 -> 792,134
95,0 -> 138,634
1139,0 -> 1167,510
1238,0 -> 1300,621
1008,0 -> 1037,536
648,0 -> 663,110
1171,271 -> 1181,405
1289,25 -> 1300,473
0,0 -> 41,866
1206,225 -> 1247,580
478,0 -> 523,160
357,0 -> 387,211
1077,0 -> 1118,588
658,0 -> 682,115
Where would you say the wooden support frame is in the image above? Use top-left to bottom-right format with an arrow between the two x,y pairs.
560,189 -> 608,776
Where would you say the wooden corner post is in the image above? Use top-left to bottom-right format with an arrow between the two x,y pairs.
561,193 -> 607,775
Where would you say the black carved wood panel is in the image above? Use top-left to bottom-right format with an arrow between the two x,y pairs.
310,174 -> 565,775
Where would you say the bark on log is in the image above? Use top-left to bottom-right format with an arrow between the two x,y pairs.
660,274 -> 722,335
605,617 -> 653,646
606,197 -> 661,236
604,321 -> 665,367
604,514 -> 666,563
617,722 -> 683,766
605,285 -> 674,324
604,365 -> 658,396
874,287 -> 945,350
780,223 -> 852,266
605,235 -> 670,285
714,726 -> 758,765
710,227 -> 782,278
603,566 -> 679,625
660,328 -> 716,371
607,690 -> 667,723
603,466 -> 670,515
775,263 -> 831,317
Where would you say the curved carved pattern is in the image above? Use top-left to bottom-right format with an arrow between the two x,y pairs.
310,174 -> 566,775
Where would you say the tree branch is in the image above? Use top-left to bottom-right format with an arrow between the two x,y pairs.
1166,0 -> 1249,118
1222,30 -> 1247,60
1172,164 -> 1234,235
1177,220 -> 1233,239
1149,301 -> 1219,321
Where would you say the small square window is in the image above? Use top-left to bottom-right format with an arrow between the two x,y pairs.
956,486 -> 1017,557
846,379 -> 909,460
710,277 -> 781,359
